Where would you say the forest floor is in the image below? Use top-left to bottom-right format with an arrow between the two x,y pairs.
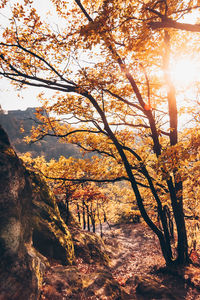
94,222 -> 200,299
41,222 -> 200,299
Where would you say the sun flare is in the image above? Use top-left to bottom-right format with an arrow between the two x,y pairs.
170,58 -> 200,88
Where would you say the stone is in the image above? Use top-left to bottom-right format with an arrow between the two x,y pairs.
0,125 -> 74,299
30,172 -> 74,265
40,265 -> 83,299
135,275 -> 178,299
0,125 -> 125,299
69,226 -> 109,264
0,125 -> 44,300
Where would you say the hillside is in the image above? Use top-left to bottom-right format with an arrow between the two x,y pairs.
1,112 -> 200,299
0,107 -> 81,160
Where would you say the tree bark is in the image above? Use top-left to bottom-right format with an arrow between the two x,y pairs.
149,19 -> 200,32
77,203 -> 81,223
86,205 -> 90,231
82,201 -> 86,230
163,30 -> 189,265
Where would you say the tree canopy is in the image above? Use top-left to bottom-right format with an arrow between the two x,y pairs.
0,0 -> 200,266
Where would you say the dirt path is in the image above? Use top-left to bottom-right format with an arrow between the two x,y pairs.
100,223 -> 200,299
40,222 -> 200,299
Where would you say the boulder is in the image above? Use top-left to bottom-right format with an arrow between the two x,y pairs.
0,125 -> 122,299
30,172 -> 74,265
135,275 -> 178,299
40,265 -> 129,300
0,125 -> 44,300
0,125 -> 74,299
69,226 -> 109,264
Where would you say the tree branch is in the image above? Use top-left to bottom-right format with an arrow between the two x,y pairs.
0,42 -> 75,85
103,88 -> 143,111
148,19 -> 200,32
39,171 -> 150,188
28,128 -> 104,143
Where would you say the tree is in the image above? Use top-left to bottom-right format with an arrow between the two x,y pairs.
20,153 -> 114,236
0,0 -> 200,266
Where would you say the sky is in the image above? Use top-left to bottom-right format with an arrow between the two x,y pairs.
0,0 -> 199,112
0,0 -> 60,111
0,78 -> 42,111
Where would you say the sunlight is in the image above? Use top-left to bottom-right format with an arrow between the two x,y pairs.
170,58 -> 200,88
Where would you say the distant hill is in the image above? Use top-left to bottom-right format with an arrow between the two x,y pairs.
0,107 -> 81,160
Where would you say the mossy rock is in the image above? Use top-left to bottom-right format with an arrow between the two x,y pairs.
0,125 -> 46,299
29,172 -> 55,208
30,172 -> 75,265
83,269 -> 128,299
29,171 -> 107,266
69,227 -> 109,265
41,265 -> 128,299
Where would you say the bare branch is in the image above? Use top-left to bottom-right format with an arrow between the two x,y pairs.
103,88 -> 143,111
39,169 -> 150,188
74,142 -> 117,159
28,128 -> 104,143
74,0 -> 93,22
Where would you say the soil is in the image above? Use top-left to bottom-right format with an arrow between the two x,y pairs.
96,222 -> 200,299
40,222 -> 200,299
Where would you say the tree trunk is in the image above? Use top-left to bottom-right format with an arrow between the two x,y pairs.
86,205 -> 90,231
163,30 -> 189,265
82,201 -> 86,230
91,215 -> 95,233
77,203 -> 81,223
97,200 -> 103,237
167,178 -> 189,264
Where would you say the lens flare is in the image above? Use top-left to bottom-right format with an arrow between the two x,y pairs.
171,58 -> 200,87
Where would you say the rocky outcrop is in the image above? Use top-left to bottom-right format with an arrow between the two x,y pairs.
0,108 -> 82,160
30,172 -> 74,266
0,125 -> 44,300
0,125 -> 74,300
0,125 -> 114,299
40,265 -> 128,300
71,228 -> 109,264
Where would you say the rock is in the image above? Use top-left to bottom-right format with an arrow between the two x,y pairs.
135,275 -> 178,299
83,269 -> 128,299
69,226 -> 109,265
0,125 -> 44,300
30,172 -> 74,265
40,265 -> 83,300
0,125 -> 74,299
0,125 -> 126,299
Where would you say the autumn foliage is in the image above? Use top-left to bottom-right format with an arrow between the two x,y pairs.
1,0 -> 200,266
